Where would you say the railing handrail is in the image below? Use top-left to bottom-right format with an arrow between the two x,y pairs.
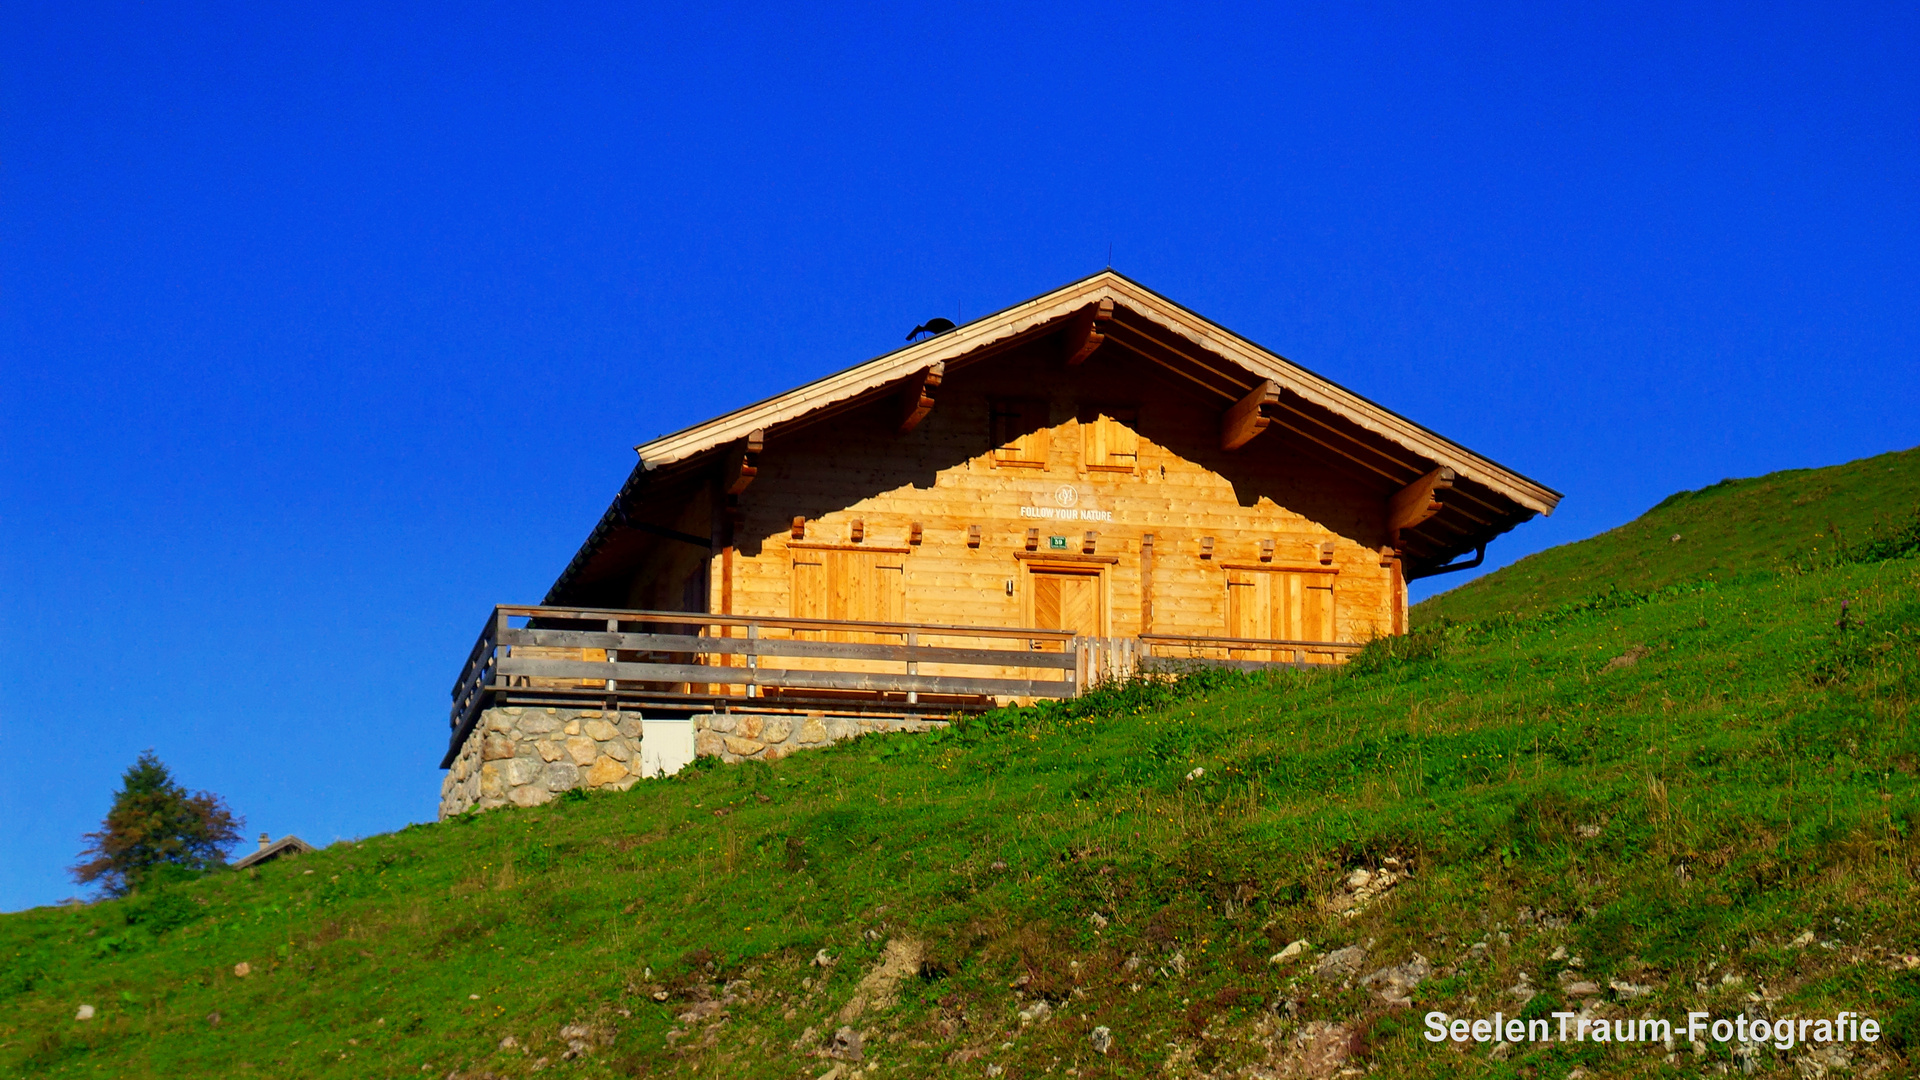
492,604 -> 1077,643
1139,631 -> 1364,652
449,608 -> 503,699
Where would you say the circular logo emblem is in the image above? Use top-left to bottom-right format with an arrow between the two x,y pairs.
1055,485 -> 1078,507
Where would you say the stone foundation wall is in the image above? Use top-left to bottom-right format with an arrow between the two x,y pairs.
440,707 -> 950,817
440,707 -> 647,818
692,712 -> 946,763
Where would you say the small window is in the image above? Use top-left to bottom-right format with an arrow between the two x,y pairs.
990,397 -> 1050,468
1079,405 -> 1139,473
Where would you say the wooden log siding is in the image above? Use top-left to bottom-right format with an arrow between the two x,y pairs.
445,604 -> 1359,766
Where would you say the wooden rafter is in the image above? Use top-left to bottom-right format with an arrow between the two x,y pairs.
1102,324 -> 1246,400
1433,482 -> 1508,523
1109,312 -> 1257,395
723,429 -> 764,495
896,361 -> 944,434
1419,514 -> 1476,540
1061,298 -> 1113,366
623,519 -> 714,550
1389,467 -> 1456,537
1267,416 -> 1404,485
1433,497 -> 1494,530
1264,423 -> 1400,493
1273,398 -> 1427,480
1221,381 -> 1280,451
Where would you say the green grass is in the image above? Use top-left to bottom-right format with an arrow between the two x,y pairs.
1419,443 -> 1920,624
5,450 -> 1920,1079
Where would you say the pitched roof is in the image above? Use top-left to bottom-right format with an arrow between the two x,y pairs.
635,271 -> 1558,512
547,271 -> 1559,598
231,835 -> 316,870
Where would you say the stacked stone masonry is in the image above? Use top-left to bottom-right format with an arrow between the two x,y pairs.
440,706 -> 950,817
440,707 -> 645,819
691,713 -> 946,764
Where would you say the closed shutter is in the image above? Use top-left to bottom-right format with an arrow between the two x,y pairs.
792,550 -> 905,636
1225,568 -> 1338,662
991,397 -> 1051,468
1080,407 -> 1139,472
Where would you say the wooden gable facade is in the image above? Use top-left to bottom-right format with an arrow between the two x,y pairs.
545,272 -> 1558,649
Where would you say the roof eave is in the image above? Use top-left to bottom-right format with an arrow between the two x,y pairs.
633,270 -> 1560,517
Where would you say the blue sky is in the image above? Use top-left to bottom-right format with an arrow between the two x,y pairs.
3,1 -> 1915,910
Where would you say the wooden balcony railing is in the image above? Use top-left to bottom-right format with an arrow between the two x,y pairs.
445,605 -> 1365,767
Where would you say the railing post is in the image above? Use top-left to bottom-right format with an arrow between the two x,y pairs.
606,617 -> 619,712
491,607 -> 508,689
906,631 -> 919,705
745,621 -> 758,698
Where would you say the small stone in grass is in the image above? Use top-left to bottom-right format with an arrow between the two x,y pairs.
470,993 -> 481,1000
1268,939 -> 1310,964
232,961 -> 251,977
75,1004 -> 95,1021
827,1025 -> 864,1061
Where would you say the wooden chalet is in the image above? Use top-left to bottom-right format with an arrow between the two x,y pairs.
442,271 -> 1558,773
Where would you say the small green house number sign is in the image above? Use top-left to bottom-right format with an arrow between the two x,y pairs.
1048,535 -> 1068,550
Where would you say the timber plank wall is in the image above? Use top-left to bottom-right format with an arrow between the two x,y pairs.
629,343 -> 1398,648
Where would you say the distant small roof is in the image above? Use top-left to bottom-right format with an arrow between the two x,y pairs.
231,835 -> 316,871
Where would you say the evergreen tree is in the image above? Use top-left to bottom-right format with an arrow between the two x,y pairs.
71,750 -> 243,897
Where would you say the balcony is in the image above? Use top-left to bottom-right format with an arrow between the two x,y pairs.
443,605 -> 1362,767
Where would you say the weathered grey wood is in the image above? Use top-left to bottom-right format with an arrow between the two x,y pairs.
482,687 -> 990,716
500,657 -> 733,683
495,604 -> 1074,643
750,637 -> 1076,668
1140,657 -> 1317,673
449,610 -> 502,697
502,627 -> 1076,669
758,669 -> 1068,697
1141,632 -> 1362,652
496,656 -> 1070,698
449,603 -> 1363,770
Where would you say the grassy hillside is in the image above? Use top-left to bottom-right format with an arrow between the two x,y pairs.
4,459 -> 1920,1079
1419,444 -> 1920,624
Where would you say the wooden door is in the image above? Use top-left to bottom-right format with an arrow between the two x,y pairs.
1031,569 -> 1103,642
1225,569 -> 1336,661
